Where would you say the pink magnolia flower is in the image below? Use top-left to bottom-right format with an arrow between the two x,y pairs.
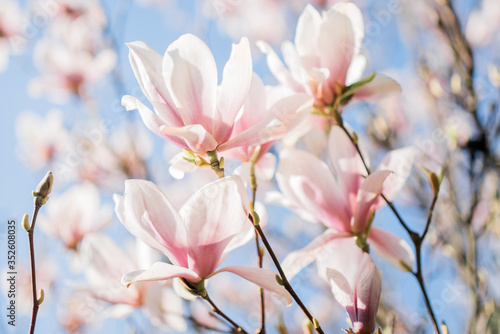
78,233 -> 187,330
39,182 -> 111,249
258,3 -> 400,109
271,126 -> 415,277
316,238 -> 382,334
113,176 -> 292,304
122,34 -> 289,156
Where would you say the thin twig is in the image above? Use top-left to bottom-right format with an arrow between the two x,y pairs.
337,121 -> 441,333
28,204 -> 41,334
203,294 -> 248,334
249,147 -> 266,334
251,222 -> 325,334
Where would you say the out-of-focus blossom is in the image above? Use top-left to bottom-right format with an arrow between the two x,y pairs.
258,3 -> 400,110
1,259 -> 57,314
75,121 -> 153,191
317,238 -> 382,334
272,126 -> 415,276
122,34 -> 292,156
29,9 -> 115,103
39,182 -> 111,249
0,0 -> 24,72
201,0 -> 288,45
15,110 -> 71,171
114,176 -> 292,304
466,0 -> 500,47
78,233 -> 187,330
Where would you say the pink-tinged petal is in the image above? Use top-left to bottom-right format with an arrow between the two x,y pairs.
126,42 -> 182,127
328,126 -> 369,211
180,176 -> 251,278
232,73 -> 268,135
256,41 -> 304,92
376,147 -> 415,203
326,268 -> 356,324
353,74 -> 401,101
351,170 -> 392,234
368,227 -> 415,272
121,262 -> 200,287
114,180 -> 189,267
214,37 -> 253,143
276,149 -> 352,231
322,238 -> 381,334
122,95 -> 187,149
281,229 -> 350,280
212,266 -> 292,306
265,190 -> 319,223
168,152 -> 197,180
295,4 -> 322,57
163,34 -> 217,129
282,41 -> 308,81
160,124 -> 218,154
345,54 -> 367,86
350,259 -> 382,334
217,117 -> 286,152
255,152 -> 276,181
317,3 -> 364,85
221,93 -> 312,152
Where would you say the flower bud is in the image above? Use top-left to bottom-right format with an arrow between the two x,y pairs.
22,214 -> 30,232
34,171 -> 53,199
37,289 -> 45,305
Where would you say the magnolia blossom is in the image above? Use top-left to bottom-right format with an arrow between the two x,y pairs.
29,13 -> 116,103
114,176 -> 292,304
78,233 -> 186,330
39,182 -> 111,249
122,34 -> 292,156
316,238 -> 382,334
271,126 -> 415,277
75,121 -> 153,191
15,110 -> 71,171
258,3 -> 400,109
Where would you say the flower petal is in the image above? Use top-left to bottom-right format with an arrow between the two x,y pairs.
122,95 -> 187,149
214,37 -> 253,143
368,227 -> 415,271
351,170 -> 392,234
180,176 -> 251,278
257,41 -> 303,92
281,229 -> 350,280
317,3 -> 364,84
160,124 -> 218,154
328,126 -> 369,211
295,4 -> 322,57
350,258 -> 382,334
212,266 -> 292,306
376,147 -> 415,203
353,74 -> 401,101
126,41 -> 182,126
276,148 -> 352,231
163,34 -> 217,129
122,262 -> 200,287
114,180 -> 189,267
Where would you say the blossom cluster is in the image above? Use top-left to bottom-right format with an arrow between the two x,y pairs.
8,0 -> 500,333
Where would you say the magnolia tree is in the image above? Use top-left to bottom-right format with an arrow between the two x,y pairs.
4,0 -> 500,333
